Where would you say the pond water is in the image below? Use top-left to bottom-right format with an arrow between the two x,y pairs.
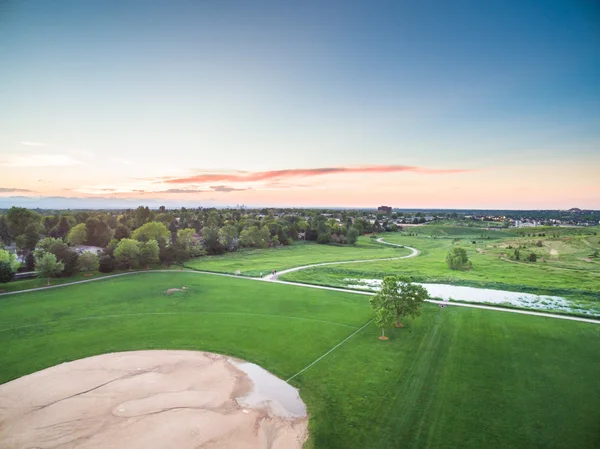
230,359 -> 307,418
344,278 -> 597,316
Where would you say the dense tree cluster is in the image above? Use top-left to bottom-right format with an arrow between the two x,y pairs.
0,205 -> 407,283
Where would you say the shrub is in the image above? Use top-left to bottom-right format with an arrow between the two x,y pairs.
77,252 -> 99,272
536,240 -> 543,247
528,252 -> 537,262
446,247 -> 471,270
0,261 -> 16,283
98,255 -> 115,273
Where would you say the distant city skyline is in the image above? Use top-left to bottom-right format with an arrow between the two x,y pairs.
1,0 -> 599,209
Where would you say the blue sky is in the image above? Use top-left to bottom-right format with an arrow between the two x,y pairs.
1,0 -> 599,208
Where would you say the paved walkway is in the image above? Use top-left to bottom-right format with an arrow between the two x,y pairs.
262,239 -> 419,281
1,240 -> 598,325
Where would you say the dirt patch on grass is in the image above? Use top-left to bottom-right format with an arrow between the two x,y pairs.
165,287 -> 187,295
0,350 -> 308,449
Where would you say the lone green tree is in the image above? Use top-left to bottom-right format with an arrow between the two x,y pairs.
370,276 -> 429,339
446,246 -> 471,270
370,292 -> 396,340
35,252 -> 65,285
391,276 -> 428,327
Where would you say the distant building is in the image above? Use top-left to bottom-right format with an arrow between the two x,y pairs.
377,206 -> 392,213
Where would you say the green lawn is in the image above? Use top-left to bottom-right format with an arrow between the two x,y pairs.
1,272 -> 599,448
185,237 -> 411,276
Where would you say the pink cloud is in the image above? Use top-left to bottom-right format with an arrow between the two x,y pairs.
162,165 -> 472,184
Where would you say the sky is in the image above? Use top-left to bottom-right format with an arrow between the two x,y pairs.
1,0 -> 599,209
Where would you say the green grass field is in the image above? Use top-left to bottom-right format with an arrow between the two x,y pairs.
1,272 -> 599,448
185,236 -> 411,276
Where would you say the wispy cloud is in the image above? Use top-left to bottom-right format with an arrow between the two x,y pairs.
162,165 -> 472,184
162,186 -> 249,193
1,154 -> 82,167
0,187 -> 34,193
20,141 -> 47,147
163,188 -> 206,194
210,185 -> 250,192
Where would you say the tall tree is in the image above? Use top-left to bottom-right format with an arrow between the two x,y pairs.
139,240 -> 160,267
85,218 -> 113,247
218,225 -> 238,251
168,219 -> 179,245
370,293 -> 396,340
34,237 -> 79,277
201,227 -> 223,255
134,206 -> 151,228
5,207 -> 40,238
35,252 -> 65,285
387,276 -> 428,327
114,238 -> 140,269
66,223 -> 87,246
132,222 -> 169,242
346,227 -> 360,245
0,216 -> 12,245
50,215 -> 72,239
114,224 -> 131,241
23,224 -> 40,250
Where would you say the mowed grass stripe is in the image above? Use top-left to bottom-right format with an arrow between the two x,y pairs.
296,304 -> 600,449
0,311 -> 359,334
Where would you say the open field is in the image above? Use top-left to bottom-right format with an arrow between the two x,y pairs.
185,237 -> 411,276
1,272 -> 599,448
281,226 -> 600,315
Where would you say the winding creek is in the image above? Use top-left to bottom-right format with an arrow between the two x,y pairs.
342,278 -> 598,316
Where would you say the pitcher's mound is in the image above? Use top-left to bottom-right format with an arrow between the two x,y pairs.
0,350 -> 308,449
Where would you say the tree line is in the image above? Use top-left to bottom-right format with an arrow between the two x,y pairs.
0,206 -> 402,284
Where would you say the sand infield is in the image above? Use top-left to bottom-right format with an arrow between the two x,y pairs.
0,350 -> 308,449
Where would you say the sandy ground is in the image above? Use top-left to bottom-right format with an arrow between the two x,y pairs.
0,350 -> 308,449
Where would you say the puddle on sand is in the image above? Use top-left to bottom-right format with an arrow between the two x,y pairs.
229,360 -> 307,418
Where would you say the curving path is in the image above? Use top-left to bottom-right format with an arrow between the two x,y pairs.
1,239 -> 598,325
262,239 -> 419,281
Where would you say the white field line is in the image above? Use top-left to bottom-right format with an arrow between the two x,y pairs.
286,319 -> 374,382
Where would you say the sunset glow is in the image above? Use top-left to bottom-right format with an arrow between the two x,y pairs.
1,1 -> 598,209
